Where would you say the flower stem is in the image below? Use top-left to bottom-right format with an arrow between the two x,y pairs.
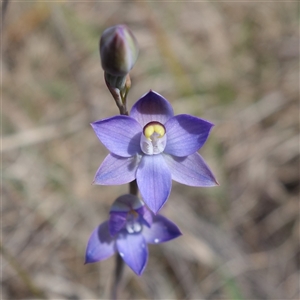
110,253 -> 125,300
129,179 -> 138,195
105,73 -> 131,116
110,80 -> 138,299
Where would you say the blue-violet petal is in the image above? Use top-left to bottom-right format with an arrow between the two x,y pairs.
136,154 -> 172,214
116,232 -> 148,276
143,215 -> 182,244
93,154 -> 139,185
164,114 -> 214,157
109,212 -> 128,236
110,194 -> 143,213
130,91 -> 174,127
136,206 -> 153,227
91,116 -> 142,157
163,153 -> 218,187
85,221 -> 116,264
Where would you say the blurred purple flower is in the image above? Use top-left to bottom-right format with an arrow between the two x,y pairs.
85,194 -> 181,276
92,90 -> 218,213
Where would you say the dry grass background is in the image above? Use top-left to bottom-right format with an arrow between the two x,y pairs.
2,1 -> 299,300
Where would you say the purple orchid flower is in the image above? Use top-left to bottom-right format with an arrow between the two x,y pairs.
85,194 -> 181,276
92,90 -> 218,213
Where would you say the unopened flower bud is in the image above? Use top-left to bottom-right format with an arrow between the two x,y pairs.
100,24 -> 139,76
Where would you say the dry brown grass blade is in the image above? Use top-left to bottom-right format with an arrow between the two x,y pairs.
2,112 -> 86,152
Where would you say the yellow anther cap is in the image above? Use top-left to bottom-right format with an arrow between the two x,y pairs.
143,122 -> 165,139
153,124 -> 165,137
144,125 -> 155,139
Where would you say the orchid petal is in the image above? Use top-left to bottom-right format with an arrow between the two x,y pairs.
136,206 -> 153,227
85,221 -> 116,264
163,153 -> 218,186
91,116 -> 142,157
143,215 -> 182,244
130,91 -> 174,127
93,154 -> 140,185
110,194 -> 143,212
109,212 -> 127,236
136,155 -> 172,214
164,114 -> 214,157
116,233 -> 148,276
